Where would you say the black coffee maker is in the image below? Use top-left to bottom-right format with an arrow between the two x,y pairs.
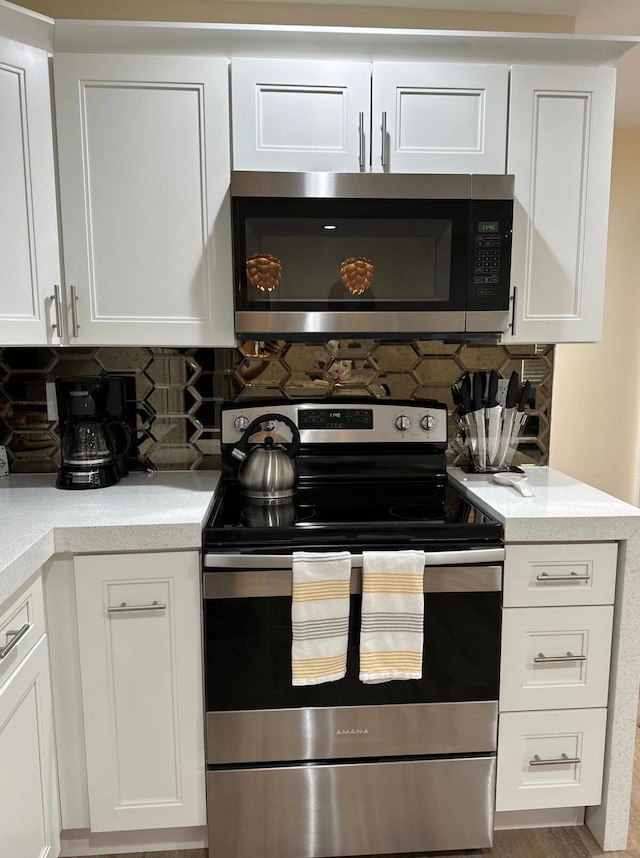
56,377 -> 133,489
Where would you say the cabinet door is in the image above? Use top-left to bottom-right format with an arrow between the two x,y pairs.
0,635 -> 60,858
0,570 -> 46,688
231,58 -> 371,172
504,542 -> 617,608
496,708 -> 607,811
371,62 -> 508,174
54,53 -> 234,346
500,605 -> 614,711
74,551 -> 204,832
504,65 -> 616,343
0,35 -> 60,346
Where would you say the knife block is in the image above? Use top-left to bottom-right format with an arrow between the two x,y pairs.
462,410 -> 528,474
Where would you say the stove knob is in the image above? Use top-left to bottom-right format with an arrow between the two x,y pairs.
234,416 -> 250,432
420,415 -> 437,432
395,415 -> 412,431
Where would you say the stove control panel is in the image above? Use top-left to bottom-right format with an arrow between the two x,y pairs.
222,402 -> 447,446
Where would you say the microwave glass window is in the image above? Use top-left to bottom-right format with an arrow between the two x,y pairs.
244,218 -> 453,304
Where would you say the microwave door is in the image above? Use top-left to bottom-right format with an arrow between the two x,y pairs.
233,197 -> 471,337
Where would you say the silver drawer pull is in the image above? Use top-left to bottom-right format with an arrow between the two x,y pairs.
0,622 -> 31,659
534,651 -> 586,663
536,571 -> 591,582
530,752 -> 581,767
108,601 -> 166,614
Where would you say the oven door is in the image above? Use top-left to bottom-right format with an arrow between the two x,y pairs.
203,547 -> 502,765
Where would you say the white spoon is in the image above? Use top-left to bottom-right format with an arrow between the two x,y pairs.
493,472 -> 535,497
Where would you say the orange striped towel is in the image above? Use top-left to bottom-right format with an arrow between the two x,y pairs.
291,551 -> 352,686
359,550 -> 425,683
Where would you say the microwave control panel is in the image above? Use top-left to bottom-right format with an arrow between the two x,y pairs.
468,201 -> 513,312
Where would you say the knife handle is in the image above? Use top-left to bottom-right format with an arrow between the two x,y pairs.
519,380 -> 532,412
488,369 -> 499,408
473,373 -> 484,411
505,370 -> 519,409
461,384 -> 472,416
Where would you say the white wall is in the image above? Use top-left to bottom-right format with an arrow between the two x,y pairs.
549,130 -> 640,504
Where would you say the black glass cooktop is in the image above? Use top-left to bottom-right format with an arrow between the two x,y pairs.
204,479 -> 503,550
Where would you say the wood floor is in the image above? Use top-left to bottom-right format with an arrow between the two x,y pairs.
79,728 -> 640,858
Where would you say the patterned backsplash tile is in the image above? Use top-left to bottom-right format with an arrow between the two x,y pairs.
0,341 -> 553,473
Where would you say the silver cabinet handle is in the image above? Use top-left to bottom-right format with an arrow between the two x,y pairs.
381,111 -> 388,168
70,284 -> 80,338
530,753 -> 581,767
0,622 -> 31,659
51,284 -> 63,337
533,651 -> 586,663
358,111 -> 365,170
536,571 -> 591,582
108,600 -> 167,614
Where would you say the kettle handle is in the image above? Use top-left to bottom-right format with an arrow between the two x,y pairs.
231,413 -> 301,461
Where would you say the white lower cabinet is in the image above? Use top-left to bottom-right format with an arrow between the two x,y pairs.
500,605 -> 613,711
496,708 -> 607,812
498,542 -> 616,816
0,634 -> 60,858
0,570 -> 46,687
73,550 -> 205,832
503,543 -> 618,608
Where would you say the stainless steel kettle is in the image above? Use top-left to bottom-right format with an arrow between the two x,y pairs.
231,413 -> 301,501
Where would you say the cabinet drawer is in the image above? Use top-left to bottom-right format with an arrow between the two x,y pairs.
504,543 -> 617,607
500,606 -> 613,711
496,708 -> 606,811
0,573 -> 46,687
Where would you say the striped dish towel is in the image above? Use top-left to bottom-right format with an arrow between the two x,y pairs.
359,550 -> 425,684
291,551 -> 352,686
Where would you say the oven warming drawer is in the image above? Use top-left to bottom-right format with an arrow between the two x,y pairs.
207,700 -> 497,765
207,755 -> 496,858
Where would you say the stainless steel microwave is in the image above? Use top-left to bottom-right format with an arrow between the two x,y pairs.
231,172 -> 514,340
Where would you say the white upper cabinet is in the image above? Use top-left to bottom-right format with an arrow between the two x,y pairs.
504,65 -> 616,343
54,53 -> 234,346
231,57 -> 508,174
371,62 -> 507,174
0,35 -> 61,346
232,58 -> 371,173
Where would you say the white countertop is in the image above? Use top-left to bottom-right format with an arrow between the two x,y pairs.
449,466 -> 640,542
2,465 -> 640,608
0,471 -> 220,606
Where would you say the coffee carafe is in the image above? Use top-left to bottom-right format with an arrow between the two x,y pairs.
56,377 -> 133,490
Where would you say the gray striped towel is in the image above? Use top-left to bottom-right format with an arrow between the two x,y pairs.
359,550 -> 425,683
291,551 -> 352,686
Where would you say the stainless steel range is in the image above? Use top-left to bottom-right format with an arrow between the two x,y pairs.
203,400 -> 504,858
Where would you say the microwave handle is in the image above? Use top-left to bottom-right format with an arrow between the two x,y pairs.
358,111 -> 365,170
509,286 -> 518,336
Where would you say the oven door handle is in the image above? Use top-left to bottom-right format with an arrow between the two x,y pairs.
204,558 -> 503,599
204,548 -> 504,570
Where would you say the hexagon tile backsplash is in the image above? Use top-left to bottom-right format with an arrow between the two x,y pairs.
0,341 -> 553,473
